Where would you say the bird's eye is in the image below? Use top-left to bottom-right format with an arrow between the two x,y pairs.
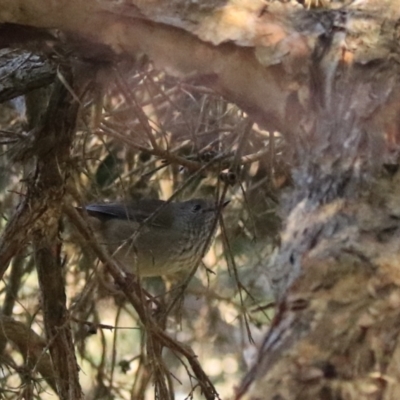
192,204 -> 202,212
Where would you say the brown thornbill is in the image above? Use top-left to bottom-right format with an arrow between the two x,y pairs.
83,198 -> 229,276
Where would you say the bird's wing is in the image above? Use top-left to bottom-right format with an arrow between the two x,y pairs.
84,200 -> 172,228
85,203 -> 132,220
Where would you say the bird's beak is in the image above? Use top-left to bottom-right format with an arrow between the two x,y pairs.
205,200 -> 230,213
222,199 -> 230,208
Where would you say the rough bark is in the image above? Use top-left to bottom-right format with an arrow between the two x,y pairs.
31,68 -> 82,400
0,315 -> 57,392
237,169 -> 400,399
2,1 -> 400,399
0,48 -> 55,103
0,65 -> 82,398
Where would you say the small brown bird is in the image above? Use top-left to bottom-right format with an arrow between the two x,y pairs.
84,198 -> 229,276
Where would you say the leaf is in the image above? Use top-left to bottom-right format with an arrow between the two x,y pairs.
95,152 -> 122,187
